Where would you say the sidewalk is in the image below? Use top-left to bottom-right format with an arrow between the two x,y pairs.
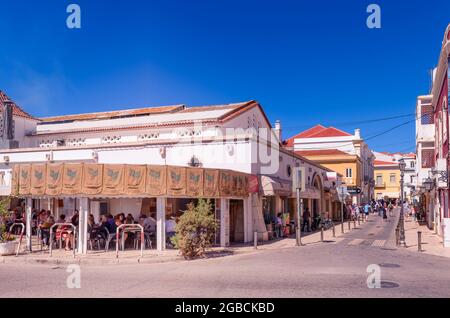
401,217 -> 450,258
0,219 -> 365,266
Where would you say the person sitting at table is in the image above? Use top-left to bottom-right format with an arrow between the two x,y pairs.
165,216 -> 177,239
38,210 -> 48,226
125,214 -> 134,224
39,215 -> 55,247
55,215 -> 74,250
139,214 -> 156,233
71,210 -> 79,227
57,214 -> 66,224
114,215 -> 128,244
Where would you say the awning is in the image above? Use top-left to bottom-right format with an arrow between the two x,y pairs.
260,175 -> 292,196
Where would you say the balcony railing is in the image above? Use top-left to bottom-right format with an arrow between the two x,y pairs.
375,183 -> 386,188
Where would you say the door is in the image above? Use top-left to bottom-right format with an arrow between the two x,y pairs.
229,199 -> 244,243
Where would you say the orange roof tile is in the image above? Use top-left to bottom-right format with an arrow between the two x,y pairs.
0,91 -> 37,120
295,149 -> 351,156
285,125 -> 352,147
307,127 -> 352,138
374,160 -> 397,166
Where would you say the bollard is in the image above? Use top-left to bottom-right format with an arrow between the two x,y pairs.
353,219 -> 356,229
320,227 -> 324,242
395,228 -> 400,247
296,227 -> 301,246
418,231 -> 422,252
341,222 -> 344,234
348,220 -> 351,231
332,223 -> 336,237
254,231 -> 258,249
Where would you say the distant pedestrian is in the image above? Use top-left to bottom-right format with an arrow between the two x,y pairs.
302,208 -> 311,232
388,203 -> 394,217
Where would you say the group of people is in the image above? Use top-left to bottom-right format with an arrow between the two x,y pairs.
29,209 -> 179,250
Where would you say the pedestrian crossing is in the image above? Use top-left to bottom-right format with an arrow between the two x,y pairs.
347,238 -> 386,247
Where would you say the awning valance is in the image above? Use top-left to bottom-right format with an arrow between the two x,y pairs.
260,175 -> 292,196
11,163 -> 251,199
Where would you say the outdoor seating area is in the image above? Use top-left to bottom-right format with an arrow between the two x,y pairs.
1,205 -> 182,257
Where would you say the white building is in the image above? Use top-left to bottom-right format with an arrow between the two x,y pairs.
0,91 -> 341,254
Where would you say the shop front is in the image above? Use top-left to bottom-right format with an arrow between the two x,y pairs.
11,162 -> 252,253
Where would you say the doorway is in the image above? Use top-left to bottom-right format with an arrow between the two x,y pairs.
229,199 -> 244,243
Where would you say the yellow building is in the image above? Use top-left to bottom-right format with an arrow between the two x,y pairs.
374,160 -> 400,200
294,149 -> 364,220
295,149 -> 362,188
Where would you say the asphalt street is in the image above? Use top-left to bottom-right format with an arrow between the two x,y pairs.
1,211 -> 449,298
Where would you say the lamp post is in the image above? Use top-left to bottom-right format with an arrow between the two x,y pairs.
398,158 -> 406,246
423,177 -> 435,231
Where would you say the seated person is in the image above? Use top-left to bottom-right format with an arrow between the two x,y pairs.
115,215 -> 128,244
165,216 -> 177,239
125,214 -> 134,224
55,215 -> 74,250
39,215 -> 55,246
139,214 -> 156,233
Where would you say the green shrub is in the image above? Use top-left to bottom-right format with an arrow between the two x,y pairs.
0,197 -> 13,243
171,199 -> 218,259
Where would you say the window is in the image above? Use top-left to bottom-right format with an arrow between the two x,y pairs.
410,161 -> 415,168
345,168 -> 352,178
410,176 -> 415,183
390,174 -> 396,184
421,103 -> 434,124
376,175 -> 383,185
421,149 -> 435,168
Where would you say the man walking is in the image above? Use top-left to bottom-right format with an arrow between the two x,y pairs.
302,208 -> 311,232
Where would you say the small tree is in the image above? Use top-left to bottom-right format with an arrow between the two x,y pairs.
171,199 -> 218,259
0,197 -> 13,243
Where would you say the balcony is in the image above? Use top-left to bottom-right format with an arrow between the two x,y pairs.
375,183 -> 386,189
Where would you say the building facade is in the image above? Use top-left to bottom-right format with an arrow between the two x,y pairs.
0,91 -> 341,253
285,125 -> 374,204
373,151 -> 416,202
415,94 -> 436,229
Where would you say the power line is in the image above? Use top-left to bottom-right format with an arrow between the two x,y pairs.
283,113 -> 416,131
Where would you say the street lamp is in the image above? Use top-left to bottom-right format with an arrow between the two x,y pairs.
423,177 -> 434,192
398,158 -> 406,246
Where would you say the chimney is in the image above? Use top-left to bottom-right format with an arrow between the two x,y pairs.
4,99 -> 14,140
1,99 -> 18,149
274,120 -> 282,142
354,128 -> 361,139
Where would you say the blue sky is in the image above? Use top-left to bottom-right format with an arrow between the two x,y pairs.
0,0 -> 449,153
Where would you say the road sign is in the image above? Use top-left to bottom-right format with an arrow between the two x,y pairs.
292,166 -> 306,192
337,185 -> 347,202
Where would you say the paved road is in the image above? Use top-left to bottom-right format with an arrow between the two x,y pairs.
1,211 -> 450,297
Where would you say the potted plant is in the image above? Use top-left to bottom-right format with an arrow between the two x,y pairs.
0,197 -> 17,256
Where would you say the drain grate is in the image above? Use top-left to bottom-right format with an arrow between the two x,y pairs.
378,263 -> 400,268
380,281 -> 400,288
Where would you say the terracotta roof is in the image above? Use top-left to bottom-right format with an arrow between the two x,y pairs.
0,91 -> 37,120
295,149 -> 351,156
285,124 -> 352,147
307,127 -> 352,138
374,160 -> 398,166
39,105 -> 186,123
